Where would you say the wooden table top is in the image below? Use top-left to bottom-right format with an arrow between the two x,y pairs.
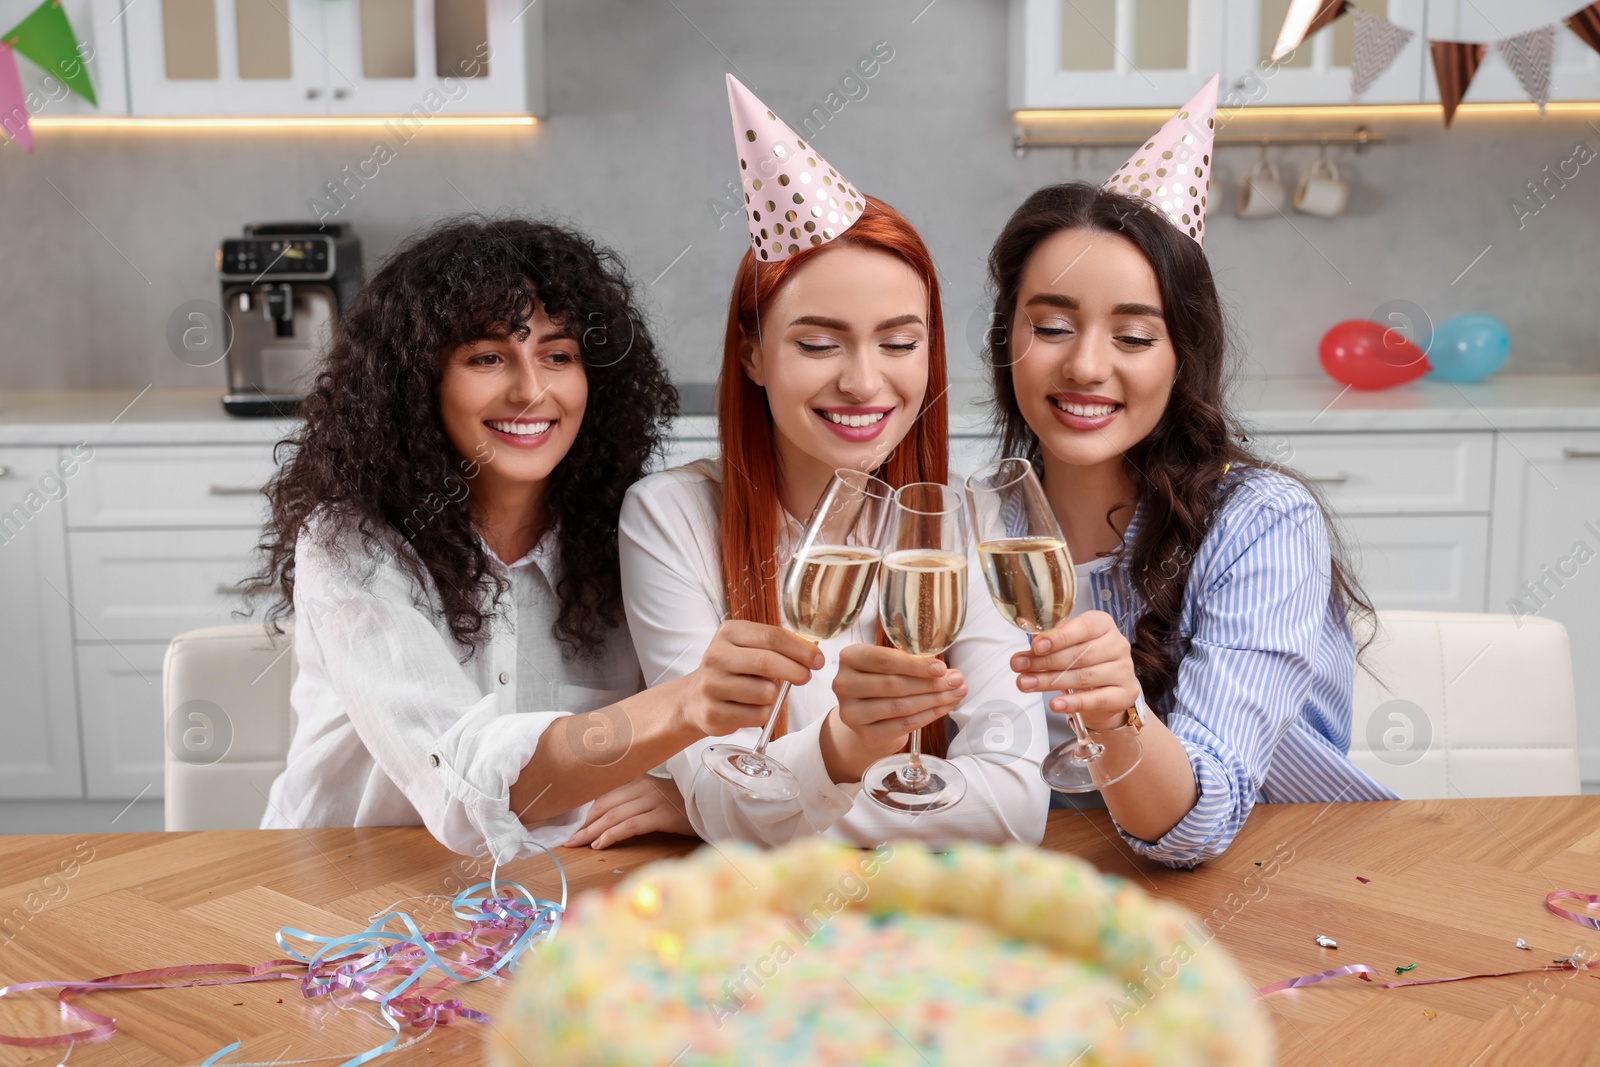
1,796 -> 1596,1066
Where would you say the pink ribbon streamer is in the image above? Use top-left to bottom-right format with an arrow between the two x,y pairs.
1547,889 -> 1600,931
0,874 -> 561,1066
1259,886 -> 1600,998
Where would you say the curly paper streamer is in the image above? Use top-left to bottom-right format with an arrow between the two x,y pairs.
1547,890 -> 1600,931
1260,886 -> 1600,998
0,841 -> 567,1067
1259,955 -> 1600,996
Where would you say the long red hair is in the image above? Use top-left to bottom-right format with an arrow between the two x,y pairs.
716,196 -> 950,751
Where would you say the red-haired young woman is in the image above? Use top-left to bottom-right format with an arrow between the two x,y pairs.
567,198 -> 1048,849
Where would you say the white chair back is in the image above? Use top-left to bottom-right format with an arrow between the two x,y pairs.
1349,610 -> 1579,798
162,622 -> 297,830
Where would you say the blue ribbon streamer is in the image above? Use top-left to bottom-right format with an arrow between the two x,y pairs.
200,840 -> 567,1067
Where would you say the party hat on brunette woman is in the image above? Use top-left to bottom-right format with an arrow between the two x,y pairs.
726,73 -> 868,261
1102,74 -> 1219,246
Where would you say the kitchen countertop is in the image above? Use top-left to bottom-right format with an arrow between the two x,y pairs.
2,375 -> 1599,446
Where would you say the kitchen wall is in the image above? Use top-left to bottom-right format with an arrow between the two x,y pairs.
1,0 -> 1598,393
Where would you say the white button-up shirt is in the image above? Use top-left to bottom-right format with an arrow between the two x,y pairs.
618,460 -> 1049,849
261,511 -> 642,864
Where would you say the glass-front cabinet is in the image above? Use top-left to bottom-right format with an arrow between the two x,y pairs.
1011,0 -> 1598,108
1222,0 -> 1428,105
121,0 -> 544,115
1009,0 -> 1228,109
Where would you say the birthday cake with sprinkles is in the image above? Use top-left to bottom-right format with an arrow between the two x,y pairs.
495,839 -> 1271,1067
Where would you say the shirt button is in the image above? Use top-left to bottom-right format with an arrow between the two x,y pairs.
429,754 -> 440,767
499,672 -> 510,684
1098,589 -> 1112,602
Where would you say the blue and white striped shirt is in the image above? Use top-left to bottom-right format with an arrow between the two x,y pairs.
1053,465 -> 1397,868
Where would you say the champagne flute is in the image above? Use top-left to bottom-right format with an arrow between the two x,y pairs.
863,482 -> 970,814
701,469 -> 892,801
965,457 -> 1142,792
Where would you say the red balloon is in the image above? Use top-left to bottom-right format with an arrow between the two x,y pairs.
1318,320 -> 1430,390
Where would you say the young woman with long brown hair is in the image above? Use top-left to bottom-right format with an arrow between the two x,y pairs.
566,80 -> 1047,849
986,80 -> 1396,869
247,217 -> 855,864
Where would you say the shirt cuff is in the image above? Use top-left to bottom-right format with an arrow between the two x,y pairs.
1113,738 -> 1244,869
766,712 -> 859,833
428,706 -> 578,864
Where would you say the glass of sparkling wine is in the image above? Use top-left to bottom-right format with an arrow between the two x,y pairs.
863,481 -> 970,814
701,469 -> 892,802
965,457 -> 1142,793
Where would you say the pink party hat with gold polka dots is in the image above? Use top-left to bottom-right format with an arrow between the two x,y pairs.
726,74 -> 867,262
1103,74 -> 1219,246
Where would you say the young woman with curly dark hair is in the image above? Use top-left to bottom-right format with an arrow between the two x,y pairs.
985,182 -> 1396,869
246,216 -> 807,864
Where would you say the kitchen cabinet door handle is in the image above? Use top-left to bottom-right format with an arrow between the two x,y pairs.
0,465 -> 10,478
208,484 -> 264,496
306,87 -> 321,99
1562,448 -> 1600,459
333,87 -> 350,100
1306,472 -> 1349,484
216,582 -> 247,597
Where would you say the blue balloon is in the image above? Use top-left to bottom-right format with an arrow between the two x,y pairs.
1425,314 -> 1510,383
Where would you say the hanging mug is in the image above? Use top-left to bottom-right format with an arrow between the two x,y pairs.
1295,150 -> 1349,218
1236,152 -> 1284,219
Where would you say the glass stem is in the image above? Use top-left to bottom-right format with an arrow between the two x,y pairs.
907,723 -> 924,771
1071,711 -> 1102,759
749,682 -> 792,759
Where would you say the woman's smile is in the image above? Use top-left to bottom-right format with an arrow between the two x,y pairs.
484,416 -> 558,447
815,404 -> 895,440
1047,392 -> 1123,431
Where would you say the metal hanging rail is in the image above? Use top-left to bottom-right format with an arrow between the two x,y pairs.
1013,125 -> 1389,157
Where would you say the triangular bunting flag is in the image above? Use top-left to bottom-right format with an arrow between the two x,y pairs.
1429,39 -> 1487,127
0,42 -> 32,152
1350,9 -> 1416,99
1564,1 -> 1600,58
4,0 -> 95,107
1497,25 -> 1554,114
1272,0 -> 1350,61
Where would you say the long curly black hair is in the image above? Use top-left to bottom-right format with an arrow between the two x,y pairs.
984,183 -> 1373,710
241,215 -> 677,661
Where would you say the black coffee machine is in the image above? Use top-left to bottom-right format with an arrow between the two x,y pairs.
218,222 -> 363,416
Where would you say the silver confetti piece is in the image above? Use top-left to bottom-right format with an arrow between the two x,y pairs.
1516,937 -> 1530,950
1315,935 -> 1338,949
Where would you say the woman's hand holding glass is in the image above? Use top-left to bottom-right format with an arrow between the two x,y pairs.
821,644 -> 967,783
1012,611 -> 1140,728
861,482 -> 972,813
700,469 -> 892,801
966,457 -> 1142,792
682,619 -> 824,738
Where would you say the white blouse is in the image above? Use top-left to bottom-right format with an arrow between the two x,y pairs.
261,510 -> 642,865
617,460 -> 1050,848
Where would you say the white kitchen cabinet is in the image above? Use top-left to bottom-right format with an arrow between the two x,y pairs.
64,444 -> 277,529
1224,0 -> 1428,105
1488,431 -> 1600,782
1009,0 -> 1228,109
67,527 -> 264,643
1340,513 -> 1489,611
0,448 -> 83,798
75,642 -> 167,799
121,0 -> 545,116
1424,0 -> 1600,104
1262,431 -> 1493,514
